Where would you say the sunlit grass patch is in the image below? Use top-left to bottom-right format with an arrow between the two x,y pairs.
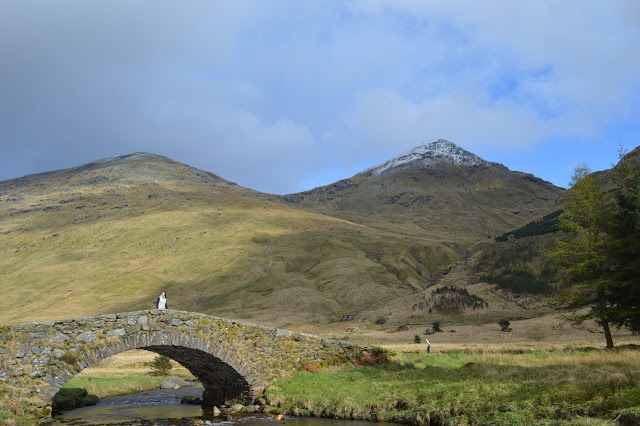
266,347 -> 640,425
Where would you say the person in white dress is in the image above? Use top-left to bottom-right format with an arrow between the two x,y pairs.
156,291 -> 168,310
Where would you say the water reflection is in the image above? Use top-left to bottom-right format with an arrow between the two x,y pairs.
53,388 -> 394,426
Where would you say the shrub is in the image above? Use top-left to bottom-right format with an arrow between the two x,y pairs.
430,286 -> 488,314
414,335 -> 421,344
149,355 -> 173,376
59,352 -> 78,367
498,318 -> 511,332
375,316 -> 389,325
432,321 -> 442,332
304,363 -> 318,373
352,349 -> 390,366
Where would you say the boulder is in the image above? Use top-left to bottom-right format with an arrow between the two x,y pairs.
230,403 -> 245,413
181,396 -> 202,405
159,376 -> 195,389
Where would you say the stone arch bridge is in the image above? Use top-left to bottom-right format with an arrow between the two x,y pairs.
0,310 -> 375,418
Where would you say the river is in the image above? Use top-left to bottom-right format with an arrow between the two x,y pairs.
52,387 -> 396,426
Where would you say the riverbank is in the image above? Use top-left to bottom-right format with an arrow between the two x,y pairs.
264,346 -> 640,425
63,346 -> 640,425
5,345 -> 640,425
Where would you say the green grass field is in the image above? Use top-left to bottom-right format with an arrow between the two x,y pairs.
266,347 -> 640,425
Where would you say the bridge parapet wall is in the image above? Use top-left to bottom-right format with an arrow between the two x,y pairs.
0,310 -> 371,418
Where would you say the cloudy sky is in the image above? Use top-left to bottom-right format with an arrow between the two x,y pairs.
1,1 -> 639,194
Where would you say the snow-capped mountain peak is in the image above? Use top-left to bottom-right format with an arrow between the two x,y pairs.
365,139 -> 491,176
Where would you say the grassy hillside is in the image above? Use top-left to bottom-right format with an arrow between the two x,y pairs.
0,154 -> 473,326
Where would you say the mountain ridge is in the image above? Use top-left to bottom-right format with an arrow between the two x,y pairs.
0,139 -> 566,328
281,139 -> 564,240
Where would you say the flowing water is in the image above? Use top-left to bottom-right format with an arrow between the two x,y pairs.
52,387 -> 395,426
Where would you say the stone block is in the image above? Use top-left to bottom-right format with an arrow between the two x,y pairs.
29,332 -> 48,340
125,326 -> 139,334
31,356 -> 49,368
107,328 -> 126,337
76,331 -> 97,343
34,322 -> 55,331
16,347 -> 32,358
275,329 -> 294,338
29,370 -> 43,378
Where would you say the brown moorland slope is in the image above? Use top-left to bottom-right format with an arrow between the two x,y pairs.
0,142 -> 566,329
282,140 -> 563,240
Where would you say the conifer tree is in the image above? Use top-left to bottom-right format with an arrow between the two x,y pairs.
547,165 -> 615,348
150,355 -> 173,376
606,148 -> 640,332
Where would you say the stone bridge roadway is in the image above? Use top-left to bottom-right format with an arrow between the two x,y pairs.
0,309 -> 375,418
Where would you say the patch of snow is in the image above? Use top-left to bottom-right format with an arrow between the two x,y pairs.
365,139 -> 492,176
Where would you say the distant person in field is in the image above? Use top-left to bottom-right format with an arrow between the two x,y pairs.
156,291 -> 168,310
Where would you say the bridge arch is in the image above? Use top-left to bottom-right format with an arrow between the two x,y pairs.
61,330 -> 261,406
0,310 -> 370,419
